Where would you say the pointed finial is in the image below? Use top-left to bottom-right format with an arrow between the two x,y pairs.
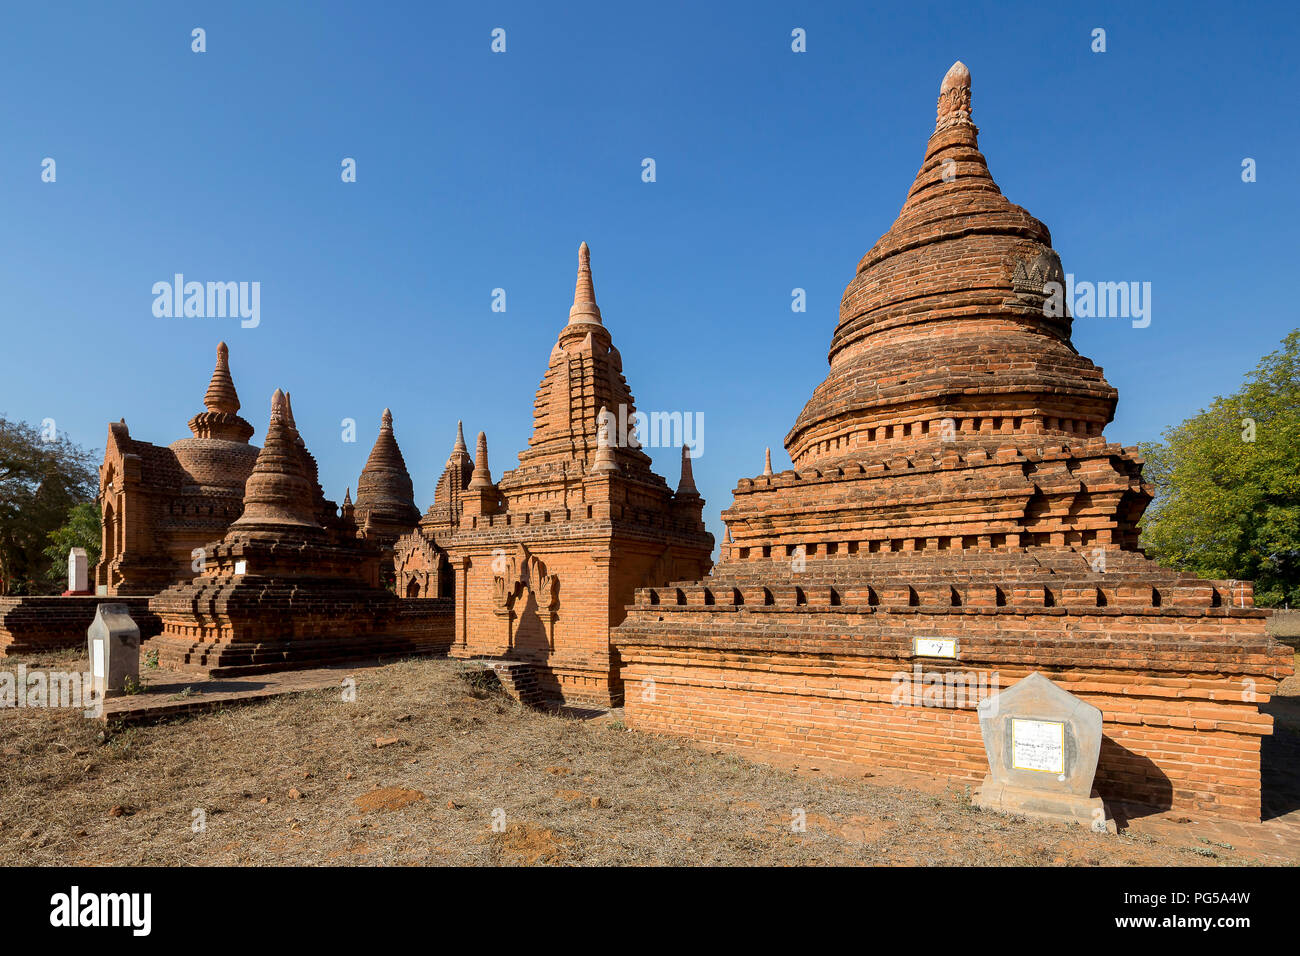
454,420 -> 467,454
568,240 -> 603,326
382,408 -> 393,430
343,486 -> 352,505
676,444 -> 699,496
764,447 -> 773,476
468,430 -> 494,489
283,391 -> 306,448
936,60 -> 973,131
270,388 -> 288,422
203,340 -> 241,415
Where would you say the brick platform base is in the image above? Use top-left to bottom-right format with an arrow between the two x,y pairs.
146,597 -> 454,677
615,570 -> 1293,822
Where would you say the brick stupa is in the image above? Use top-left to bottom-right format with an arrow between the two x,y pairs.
613,63 -> 1293,821
444,243 -> 714,706
354,408 -> 420,546
147,390 -> 451,674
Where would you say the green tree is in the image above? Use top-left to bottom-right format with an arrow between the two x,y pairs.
1139,330 -> 1300,606
42,501 -> 102,590
0,416 -> 98,595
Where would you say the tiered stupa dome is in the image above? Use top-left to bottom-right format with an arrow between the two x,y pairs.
169,341 -> 260,488
786,61 -> 1118,467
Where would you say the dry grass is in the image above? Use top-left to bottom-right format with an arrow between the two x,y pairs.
0,652 -> 1285,866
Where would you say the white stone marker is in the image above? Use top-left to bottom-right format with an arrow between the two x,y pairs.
973,671 -> 1116,832
86,604 -> 140,700
68,547 -> 89,593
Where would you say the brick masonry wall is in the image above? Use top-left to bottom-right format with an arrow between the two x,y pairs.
0,596 -> 161,655
616,598 -> 1292,821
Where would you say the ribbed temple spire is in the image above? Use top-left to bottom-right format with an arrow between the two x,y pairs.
203,342 -> 241,415
468,430 -> 494,489
452,420 -> 467,457
567,241 -> 602,327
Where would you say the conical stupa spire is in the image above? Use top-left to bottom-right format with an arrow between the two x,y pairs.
786,60 -> 1110,470
452,420 -> 467,457
676,445 -> 699,497
343,486 -> 352,505
468,431 -> 494,489
230,389 -> 319,530
764,447 -> 773,476
354,408 -> 418,530
567,241 -> 602,327
203,342 -> 241,415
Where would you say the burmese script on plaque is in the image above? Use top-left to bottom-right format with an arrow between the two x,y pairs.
1011,718 -> 1065,774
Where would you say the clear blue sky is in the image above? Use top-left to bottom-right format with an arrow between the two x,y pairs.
2,1 -> 1297,539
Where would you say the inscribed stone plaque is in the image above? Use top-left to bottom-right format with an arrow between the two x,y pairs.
973,671 -> 1113,832
1011,718 -> 1065,774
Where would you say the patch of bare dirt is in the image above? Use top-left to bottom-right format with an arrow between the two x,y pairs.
0,652 -> 1294,866
353,787 -> 425,814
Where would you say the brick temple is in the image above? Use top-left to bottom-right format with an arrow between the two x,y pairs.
442,243 -> 714,705
611,62 -> 1294,822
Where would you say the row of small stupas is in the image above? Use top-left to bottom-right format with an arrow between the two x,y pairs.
96,341 -> 422,596
89,241 -> 712,692
611,62 -> 1292,822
